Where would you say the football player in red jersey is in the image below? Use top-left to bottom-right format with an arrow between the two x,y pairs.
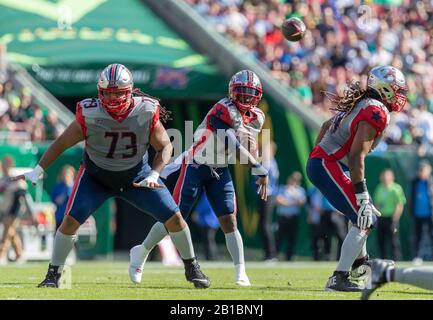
306,65 -> 408,291
129,70 -> 269,286
12,64 -> 210,289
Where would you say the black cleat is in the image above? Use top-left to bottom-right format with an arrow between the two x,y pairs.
325,271 -> 365,292
183,258 -> 210,289
361,259 -> 395,300
350,255 -> 370,281
37,264 -> 61,288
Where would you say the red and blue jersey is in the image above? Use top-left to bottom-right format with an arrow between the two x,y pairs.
190,97 -> 265,167
310,97 -> 389,166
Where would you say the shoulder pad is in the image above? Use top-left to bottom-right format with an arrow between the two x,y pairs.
133,96 -> 160,113
79,98 -> 100,109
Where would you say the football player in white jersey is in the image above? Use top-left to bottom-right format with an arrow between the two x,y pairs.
362,259 -> 433,299
13,64 -> 210,289
306,66 -> 408,291
129,70 -> 269,286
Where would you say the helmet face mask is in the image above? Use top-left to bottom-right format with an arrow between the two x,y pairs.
229,70 -> 262,112
98,64 -> 133,115
367,65 -> 407,112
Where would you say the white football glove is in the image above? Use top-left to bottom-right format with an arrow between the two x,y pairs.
356,192 -> 381,230
21,165 -> 44,185
133,170 -> 162,188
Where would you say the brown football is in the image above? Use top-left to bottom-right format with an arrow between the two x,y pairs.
281,17 -> 306,42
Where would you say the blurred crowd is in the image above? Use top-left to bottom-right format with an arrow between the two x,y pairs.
0,44 -> 62,143
186,0 -> 433,155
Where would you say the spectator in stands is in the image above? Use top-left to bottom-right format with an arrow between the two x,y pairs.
319,194 -> 346,262
0,43 -> 7,83
50,165 -> 75,230
257,140 -> 279,262
187,0 -> 433,151
410,161 -> 433,261
45,111 -> 61,140
373,168 -> 406,260
307,186 -> 323,261
308,185 -> 346,261
0,155 -> 30,265
0,49 -> 59,144
192,193 -> 219,261
275,171 -> 306,261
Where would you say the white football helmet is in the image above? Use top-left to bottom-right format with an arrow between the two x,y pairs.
229,70 -> 263,112
367,65 -> 407,112
97,63 -> 133,115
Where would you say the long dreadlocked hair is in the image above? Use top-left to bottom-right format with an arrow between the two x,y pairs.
322,80 -> 368,116
132,88 -> 172,123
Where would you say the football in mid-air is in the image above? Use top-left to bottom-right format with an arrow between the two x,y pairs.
281,17 -> 306,42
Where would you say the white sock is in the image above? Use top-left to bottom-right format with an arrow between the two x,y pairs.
169,225 -> 195,260
395,267 -> 433,290
143,222 -> 168,251
336,227 -> 367,272
50,231 -> 77,268
225,230 -> 245,266
357,241 -> 367,259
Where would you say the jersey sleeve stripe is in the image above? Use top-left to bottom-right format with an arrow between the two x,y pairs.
75,102 -> 87,137
149,103 -> 160,136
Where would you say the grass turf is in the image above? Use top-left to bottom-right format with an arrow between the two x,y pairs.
0,261 -> 432,300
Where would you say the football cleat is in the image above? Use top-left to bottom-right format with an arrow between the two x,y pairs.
37,264 -> 61,288
129,244 -> 148,284
235,264 -> 251,286
235,276 -> 251,287
325,271 -> 365,292
361,259 -> 395,300
350,255 -> 370,281
183,258 -> 210,289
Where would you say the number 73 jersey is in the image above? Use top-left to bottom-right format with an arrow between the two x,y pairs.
76,97 -> 159,172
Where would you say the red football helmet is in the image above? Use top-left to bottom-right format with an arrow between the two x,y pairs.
229,70 -> 263,113
97,64 -> 133,115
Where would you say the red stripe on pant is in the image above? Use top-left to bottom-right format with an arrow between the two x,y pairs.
322,160 -> 357,212
64,165 -> 85,216
233,191 -> 237,216
172,163 -> 188,205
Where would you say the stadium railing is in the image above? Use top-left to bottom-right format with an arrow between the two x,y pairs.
9,62 -> 74,128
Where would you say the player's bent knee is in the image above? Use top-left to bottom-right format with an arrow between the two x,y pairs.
59,215 -> 81,235
218,214 -> 237,233
164,212 -> 186,232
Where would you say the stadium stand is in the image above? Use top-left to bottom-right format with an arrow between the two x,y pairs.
186,0 -> 433,154
0,44 -> 68,144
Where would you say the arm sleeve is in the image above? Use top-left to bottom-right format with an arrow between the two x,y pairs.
210,113 -> 267,175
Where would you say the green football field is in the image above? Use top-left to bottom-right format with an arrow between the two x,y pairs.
0,261 -> 432,300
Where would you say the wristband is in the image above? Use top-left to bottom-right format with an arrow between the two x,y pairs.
148,170 -> 160,181
353,179 -> 367,194
35,164 -> 45,176
251,163 -> 269,177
